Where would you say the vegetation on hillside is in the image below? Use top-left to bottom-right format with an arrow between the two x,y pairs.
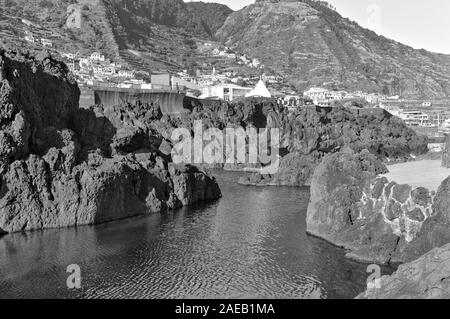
217,0 -> 450,99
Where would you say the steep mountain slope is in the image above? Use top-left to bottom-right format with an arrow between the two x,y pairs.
216,0 -> 450,98
1,0 -> 233,72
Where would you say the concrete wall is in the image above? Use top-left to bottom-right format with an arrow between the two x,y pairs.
79,87 -> 95,108
92,88 -> 189,114
151,74 -> 170,86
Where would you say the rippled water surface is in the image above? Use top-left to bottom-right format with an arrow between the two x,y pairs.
0,171 -> 388,299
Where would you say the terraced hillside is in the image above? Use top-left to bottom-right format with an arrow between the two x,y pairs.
0,0 -> 233,72
216,0 -> 450,99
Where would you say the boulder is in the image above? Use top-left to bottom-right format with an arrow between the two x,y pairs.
306,149 -> 449,264
236,105 -> 428,187
111,127 -> 162,155
0,155 -> 151,232
442,134 -> 450,168
169,164 -> 222,206
392,176 -> 450,262
0,152 -> 222,233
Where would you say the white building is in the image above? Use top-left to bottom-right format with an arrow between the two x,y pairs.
364,93 -> 382,104
62,53 -> 76,60
118,70 -> 135,78
102,66 -> 116,76
141,83 -> 153,90
398,111 -> 431,126
92,66 -> 103,75
21,19 -> 34,27
200,84 -> 252,101
386,95 -> 400,100
314,99 -> 331,107
90,52 -> 105,62
328,91 -> 347,100
264,75 -> 279,84
79,58 -> 90,69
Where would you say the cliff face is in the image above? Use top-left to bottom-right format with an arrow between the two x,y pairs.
0,49 -> 221,235
238,105 -> 428,187
0,50 -> 80,174
216,0 -> 450,99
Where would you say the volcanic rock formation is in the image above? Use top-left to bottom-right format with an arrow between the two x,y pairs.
0,49 -> 221,235
357,243 -> 450,299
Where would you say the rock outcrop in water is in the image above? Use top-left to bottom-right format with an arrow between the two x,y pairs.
239,106 -> 428,187
0,49 -> 221,235
130,97 -> 426,185
357,243 -> 450,299
306,148 -> 450,264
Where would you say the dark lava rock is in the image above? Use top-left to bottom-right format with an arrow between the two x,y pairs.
442,134 -> 450,168
392,184 -> 412,204
357,243 -> 450,299
0,48 -> 222,234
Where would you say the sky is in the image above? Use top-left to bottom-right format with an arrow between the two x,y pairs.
188,0 -> 450,54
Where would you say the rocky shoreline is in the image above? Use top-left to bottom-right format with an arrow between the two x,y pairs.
304,146 -> 450,298
0,49 -> 221,235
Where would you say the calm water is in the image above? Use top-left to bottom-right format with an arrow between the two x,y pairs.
0,171 -> 387,299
